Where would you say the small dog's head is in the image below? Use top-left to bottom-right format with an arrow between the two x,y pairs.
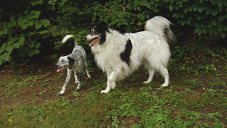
86,22 -> 109,47
56,56 -> 75,72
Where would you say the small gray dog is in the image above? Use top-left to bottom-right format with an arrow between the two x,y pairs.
56,35 -> 91,95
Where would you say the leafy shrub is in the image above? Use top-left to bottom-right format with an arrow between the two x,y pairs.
0,0 -> 226,65
92,0 -> 227,39
0,0 -> 51,65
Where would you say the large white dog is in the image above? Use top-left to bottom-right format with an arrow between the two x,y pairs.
86,16 -> 175,93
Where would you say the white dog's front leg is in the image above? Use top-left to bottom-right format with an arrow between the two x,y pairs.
106,70 -> 117,89
74,71 -> 81,90
100,71 -> 112,93
59,69 -> 72,95
100,69 -> 120,93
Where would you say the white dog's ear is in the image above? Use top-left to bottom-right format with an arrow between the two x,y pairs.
96,21 -> 108,33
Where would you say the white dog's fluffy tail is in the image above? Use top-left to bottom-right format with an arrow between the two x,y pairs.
62,34 -> 75,43
145,16 -> 175,43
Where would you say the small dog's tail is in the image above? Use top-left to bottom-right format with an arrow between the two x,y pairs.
144,16 -> 175,43
62,34 -> 76,44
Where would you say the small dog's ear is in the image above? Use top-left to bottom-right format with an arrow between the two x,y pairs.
67,57 -> 75,66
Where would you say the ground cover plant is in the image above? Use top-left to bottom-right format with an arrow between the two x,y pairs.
0,48 -> 226,128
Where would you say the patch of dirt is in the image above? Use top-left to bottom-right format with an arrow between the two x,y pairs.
99,119 -> 112,128
172,109 -> 182,118
119,116 -> 140,127
200,106 -> 216,114
222,112 -> 227,126
0,64 -> 103,107
200,106 -> 227,126
0,60 -> 226,109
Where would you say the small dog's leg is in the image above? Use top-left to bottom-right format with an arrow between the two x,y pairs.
59,69 -> 72,95
144,69 -> 155,84
159,66 -> 169,87
101,69 -> 119,93
84,61 -> 91,79
74,71 -> 81,90
86,68 -> 91,79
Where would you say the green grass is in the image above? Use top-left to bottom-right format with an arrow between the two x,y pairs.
1,84 -> 226,128
0,63 -> 226,128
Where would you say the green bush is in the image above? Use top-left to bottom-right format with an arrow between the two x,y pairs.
0,0 -> 51,65
92,0 -> 227,39
0,0 -> 226,65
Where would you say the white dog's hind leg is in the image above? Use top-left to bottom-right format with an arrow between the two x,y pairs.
111,82 -> 116,89
100,84 -> 112,94
144,69 -> 155,84
59,69 -> 72,95
159,66 -> 169,87
74,71 -> 81,90
101,69 -> 119,93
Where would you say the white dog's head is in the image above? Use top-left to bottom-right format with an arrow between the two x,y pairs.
86,22 -> 109,47
56,56 -> 75,72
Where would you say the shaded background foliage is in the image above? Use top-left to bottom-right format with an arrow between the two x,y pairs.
0,0 -> 226,66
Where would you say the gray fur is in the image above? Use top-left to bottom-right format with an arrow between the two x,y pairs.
56,36 -> 91,95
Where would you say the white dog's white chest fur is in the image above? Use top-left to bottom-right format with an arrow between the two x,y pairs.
92,31 -> 128,73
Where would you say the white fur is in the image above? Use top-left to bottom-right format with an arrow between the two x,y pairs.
145,16 -> 175,41
62,35 -> 74,43
87,16 -> 174,93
